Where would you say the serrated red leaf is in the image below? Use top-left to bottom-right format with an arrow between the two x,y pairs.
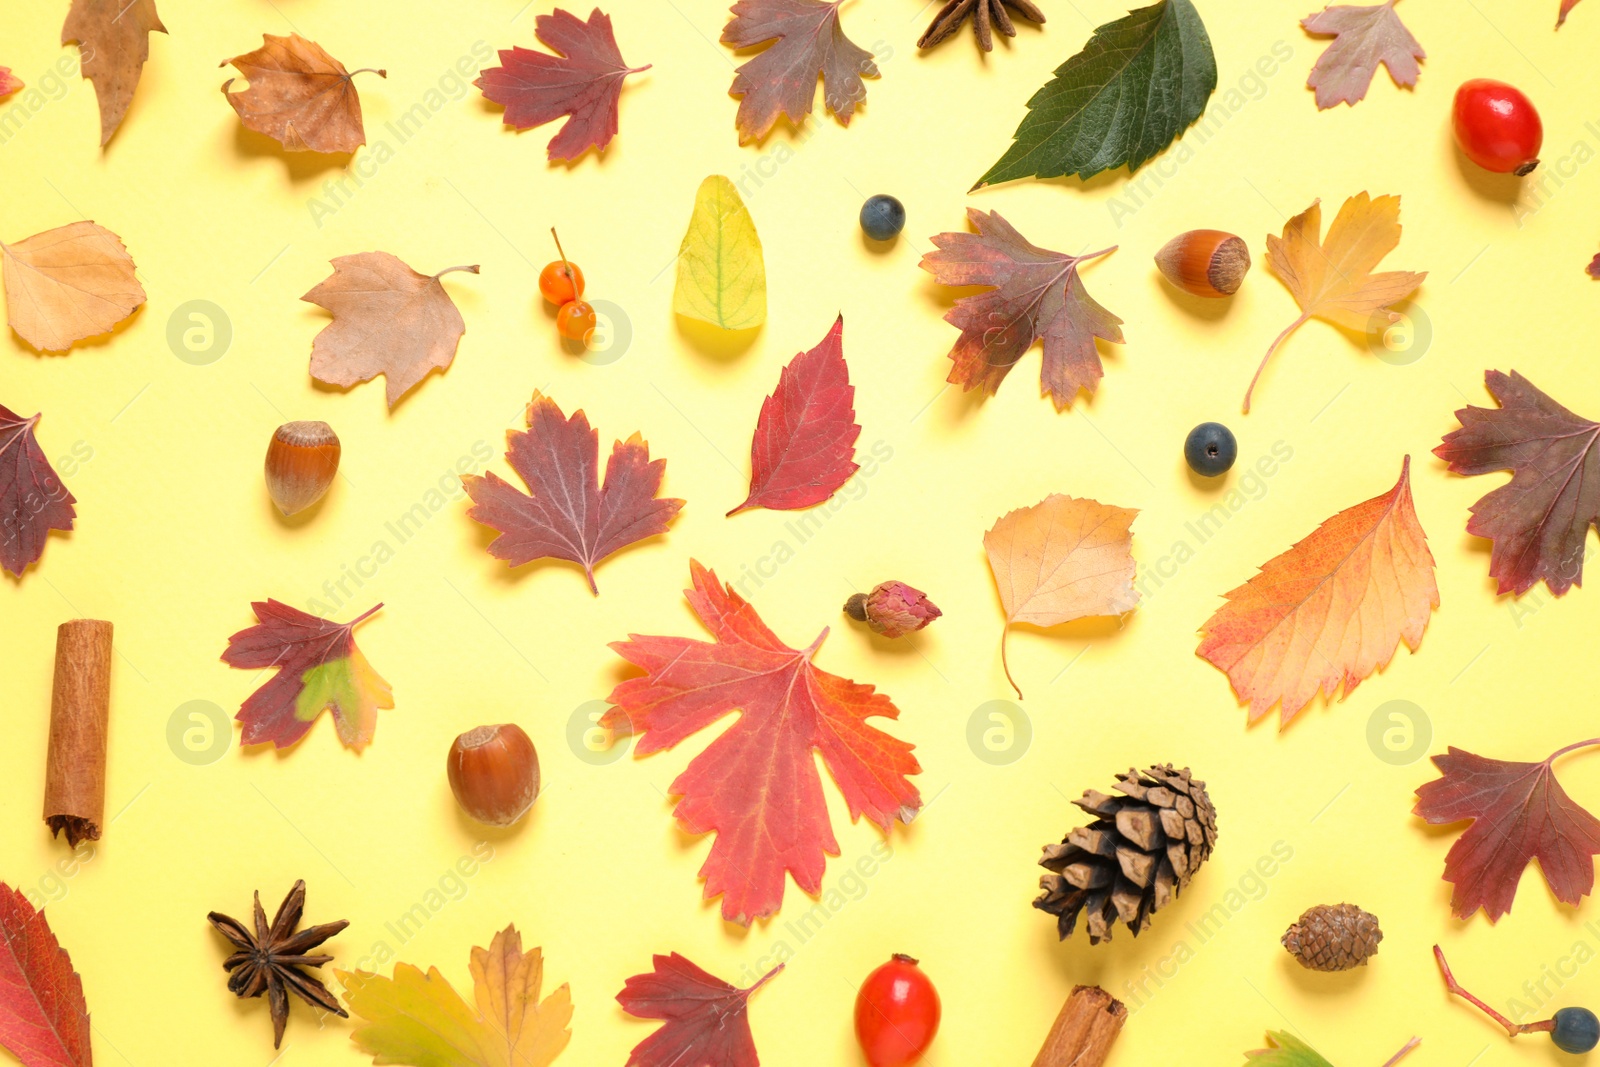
476,7 -> 650,160
0,405 -> 75,578
603,561 -> 920,925
0,68 -> 21,100
1434,370 -> 1600,597
721,0 -> 878,144
1301,2 -> 1425,110
1414,740 -> 1600,921
0,883 -> 92,1067
221,600 -> 392,750
729,315 -> 859,515
616,953 -> 781,1067
921,209 -> 1123,411
1560,0 -> 1583,25
464,392 -> 683,593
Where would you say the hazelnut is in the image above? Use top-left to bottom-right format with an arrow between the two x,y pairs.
447,724 -> 539,827
1154,229 -> 1251,298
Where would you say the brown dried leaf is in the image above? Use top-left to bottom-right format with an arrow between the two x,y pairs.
221,34 -> 385,153
2,221 -> 146,352
62,0 -> 166,145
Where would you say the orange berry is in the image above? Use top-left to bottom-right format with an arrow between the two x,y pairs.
539,260 -> 584,305
557,300 -> 597,344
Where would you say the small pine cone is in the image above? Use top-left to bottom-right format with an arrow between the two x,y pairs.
1282,903 -> 1382,971
1035,764 -> 1218,944
844,582 -> 941,638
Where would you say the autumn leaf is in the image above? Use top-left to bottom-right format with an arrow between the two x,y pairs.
464,391 -> 683,593
0,884 -> 92,1067
1198,456 -> 1438,729
1246,192 -> 1426,412
1414,739 -> 1600,922
721,0 -> 878,145
1302,1 -> 1424,109
221,34 -> 386,154
674,176 -> 767,331
729,315 -> 859,515
221,600 -> 392,751
476,7 -> 650,160
984,494 -> 1139,699
2,222 -> 146,353
1245,1031 -> 1420,1067
603,561 -> 921,925
1560,0 -> 1584,25
339,925 -> 572,1067
63,0 -> 166,146
0,406 -> 75,579
617,954 -> 781,1067
1434,370 -> 1600,597
0,68 -> 23,100
302,254 -> 478,408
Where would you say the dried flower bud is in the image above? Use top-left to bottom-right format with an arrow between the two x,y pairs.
844,581 -> 941,639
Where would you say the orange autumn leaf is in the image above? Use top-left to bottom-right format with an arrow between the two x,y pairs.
1197,456 -> 1438,729
1245,192 -> 1426,412
221,34 -> 386,153
62,0 -> 167,146
984,494 -> 1140,699
2,221 -> 146,352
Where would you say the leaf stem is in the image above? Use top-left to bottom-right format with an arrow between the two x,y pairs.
432,265 -> 480,280
746,962 -> 784,995
1379,1037 -> 1420,1067
1075,246 -> 1118,264
1001,627 -> 1022,700
1243,312 -> 1311,414
345,603 -> 384,628
1545,737 -> 1600,764
348,68 -> 388,80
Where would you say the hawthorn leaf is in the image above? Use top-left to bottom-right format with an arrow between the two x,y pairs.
616,954 -> 781,1067
674,175 -> 767,331
0,406 -> 75,578
63,0 -> 166,146
463,391 -> 683,593
1246,1032 -> 1419,1067
603,561 -> 921,925
1302,1 -> 1424,109
1560,0 -> 1584,25
729,315 -> 859,515
921,209 -> 1123,411
1246,192 -> 1425,412
2,222 -> 146,353
1434,370 -> 1600,597
476,7 -> 650,160
1414,740 -> 1600,922
0,68 -> 23,100
1198,457 -> 1438,729
1588,252 -> 1600,279
302,254 -> 478,408
221,34 -> 386,154
339,924 -> 572,1067
721,0 -> 878,145
984,494 -> 1139,699
0,884 -> 92,1067
221,600 -> 392,750
975,0 -> 1217,187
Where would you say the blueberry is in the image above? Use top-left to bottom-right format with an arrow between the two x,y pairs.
1184,422 -> 1237,477
860,195 -> 906,242
1553,1007 -> 1600,1054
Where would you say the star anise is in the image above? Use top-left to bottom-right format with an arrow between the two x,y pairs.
919,0 -> 1046,51
207,879 -> 349,1048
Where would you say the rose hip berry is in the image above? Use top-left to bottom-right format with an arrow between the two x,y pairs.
854,953 -> 940,1067
1453,79 -> 1542,175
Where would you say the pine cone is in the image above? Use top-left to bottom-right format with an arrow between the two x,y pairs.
1282,903 -> 1382,971
1035,764 -> 1218,944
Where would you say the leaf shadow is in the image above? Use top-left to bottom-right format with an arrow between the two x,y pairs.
231,122 -> 353,180
675,314 -> 762,362
9,303 -> 146,357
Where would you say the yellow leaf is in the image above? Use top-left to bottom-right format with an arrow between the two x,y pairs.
673,175 -> 766,331
984,494 -> 1140,699
339,925 -> 572,1067
1245,192 -> 1426,412
2,221 -> 146,352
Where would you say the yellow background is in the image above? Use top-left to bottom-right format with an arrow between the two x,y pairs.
4,0 -> 1600,1063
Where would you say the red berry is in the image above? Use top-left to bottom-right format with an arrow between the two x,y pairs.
854,954 -> 940,1067
557,300 -> 597,344
539,261 -> 584,305
1453,78 -> 1542,175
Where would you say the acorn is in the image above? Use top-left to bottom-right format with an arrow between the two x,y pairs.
1154,229 -> 1251,298
447,724 -> 539,827
264,421 -> 340,516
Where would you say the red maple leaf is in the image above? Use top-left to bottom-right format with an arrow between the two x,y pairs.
1414,739 -> 1600,922
0,405 -> 76,578
729,315 -> 859,515
475,7 -> 650,160
921,209 -> 1124,411
464,392 -> 683,593
603,561 -> 921,925
0,883 -> 92,1067
1434,370 -> 1600,597
1560,0 -> 1584,26
616,953 -> 781,1067
721,0 -> 878,144
221,600 -> 392,751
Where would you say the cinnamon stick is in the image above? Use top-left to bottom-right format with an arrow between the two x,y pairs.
43,619 -> 113,847
1031,985 -> 1127,1067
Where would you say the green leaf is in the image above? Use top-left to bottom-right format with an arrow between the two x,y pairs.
673,175 -> 767,331
1245,1031 -> 1335,1067
975,0 -> 1217,188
